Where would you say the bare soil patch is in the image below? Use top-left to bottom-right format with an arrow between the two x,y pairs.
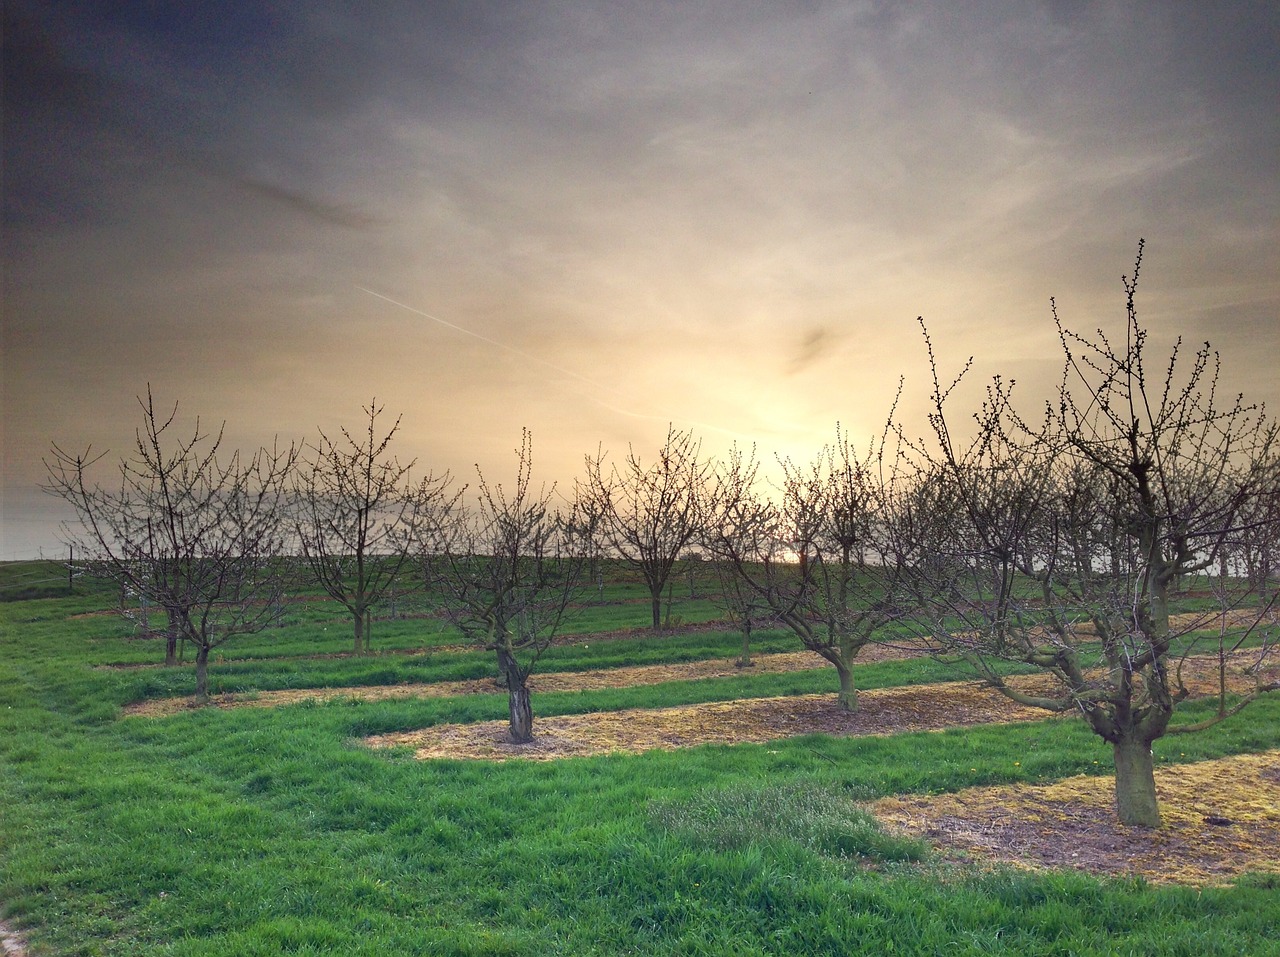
868,750 -> 1280,886
0,921 -> 28,957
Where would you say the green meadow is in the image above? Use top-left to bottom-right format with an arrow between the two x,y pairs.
2,562 -> 1278,956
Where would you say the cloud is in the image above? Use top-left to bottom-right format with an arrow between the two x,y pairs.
223,176 -> 384,230
2,0 -> 1277,558
787,327 -> 834,376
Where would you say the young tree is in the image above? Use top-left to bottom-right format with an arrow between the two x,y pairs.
581,426 -> 712,631
294,401 -> 455,655
911,244 -> 1279,826
702,445 -> 778,667
708,420 -> 916,711
429,431 -> 591,743
43,390 -> 297,700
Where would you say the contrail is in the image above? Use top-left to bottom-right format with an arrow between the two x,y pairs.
356,285 -> 753,441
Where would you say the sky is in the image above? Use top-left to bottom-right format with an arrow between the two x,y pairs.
3,0 -> 1277,559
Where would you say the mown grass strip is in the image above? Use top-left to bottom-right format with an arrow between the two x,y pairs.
4,585 -> 1280,956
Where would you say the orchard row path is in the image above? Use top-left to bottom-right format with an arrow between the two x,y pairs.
122,644 -> 914,717
361,653 -> 1275,762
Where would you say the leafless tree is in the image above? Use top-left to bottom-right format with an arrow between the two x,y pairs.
294,401 -> 456,655
581,426 -> 712,631
702,445 -> 779,667
1229,458 -> 1280,593
909,243 -> 1280,826
428,431 -> 592,744
43,390 -> 297,700
707,416 -> 916,711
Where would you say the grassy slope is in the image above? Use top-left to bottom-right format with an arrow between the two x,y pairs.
2,576 -> 1278,956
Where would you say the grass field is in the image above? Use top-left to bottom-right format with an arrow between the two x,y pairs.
2,563 -> 1278,955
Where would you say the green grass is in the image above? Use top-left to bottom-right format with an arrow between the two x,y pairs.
2,576 -> 1279,956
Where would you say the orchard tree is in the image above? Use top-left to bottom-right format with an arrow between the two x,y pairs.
429,431 -> 592,743
1229,458 -> 1280,593
910,244 -> 1279,826
294,401 -> 455,655
708,418 -> 916,711
702,445 -> 778,667
581,426 -> 712,630
44,390 -> 297,700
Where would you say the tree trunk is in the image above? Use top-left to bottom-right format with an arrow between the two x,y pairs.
737,619 -> 753,668
353,607 -> 366,656
835,661 -> 857,712
164,606 -> 179,666
194,644 -> 211,703
494,646 -> 533,742
650,593 -> 662,631
507,680 -> 534,744
1113,735 -> 1160,826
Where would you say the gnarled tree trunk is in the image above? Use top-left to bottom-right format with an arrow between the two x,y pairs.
1112,734 -> 1159,826
834,659 -> 857,712
507,680 -> 534,744
496,647 -> 534,743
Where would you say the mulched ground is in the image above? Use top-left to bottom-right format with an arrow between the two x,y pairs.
868,750 -> 1280,886
358,649 -> 1269,762
121,644 -> 922,717
359,653 -> 1271,763
362,651 -> 1277,763
362,676 -> 1062,760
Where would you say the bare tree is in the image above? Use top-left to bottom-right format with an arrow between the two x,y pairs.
581,426 -> 712,631
429,431 -> 592,743
294,401 -> 455,655
708,418 -> 916,711
910,243 -> 1280,826
1230,458 -> 1280,593
43,390 -> 297,700
702,445 -> 779,668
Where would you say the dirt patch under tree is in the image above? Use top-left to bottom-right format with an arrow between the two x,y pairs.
868,750 -> 1280,886
363,654 -> 1274,763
